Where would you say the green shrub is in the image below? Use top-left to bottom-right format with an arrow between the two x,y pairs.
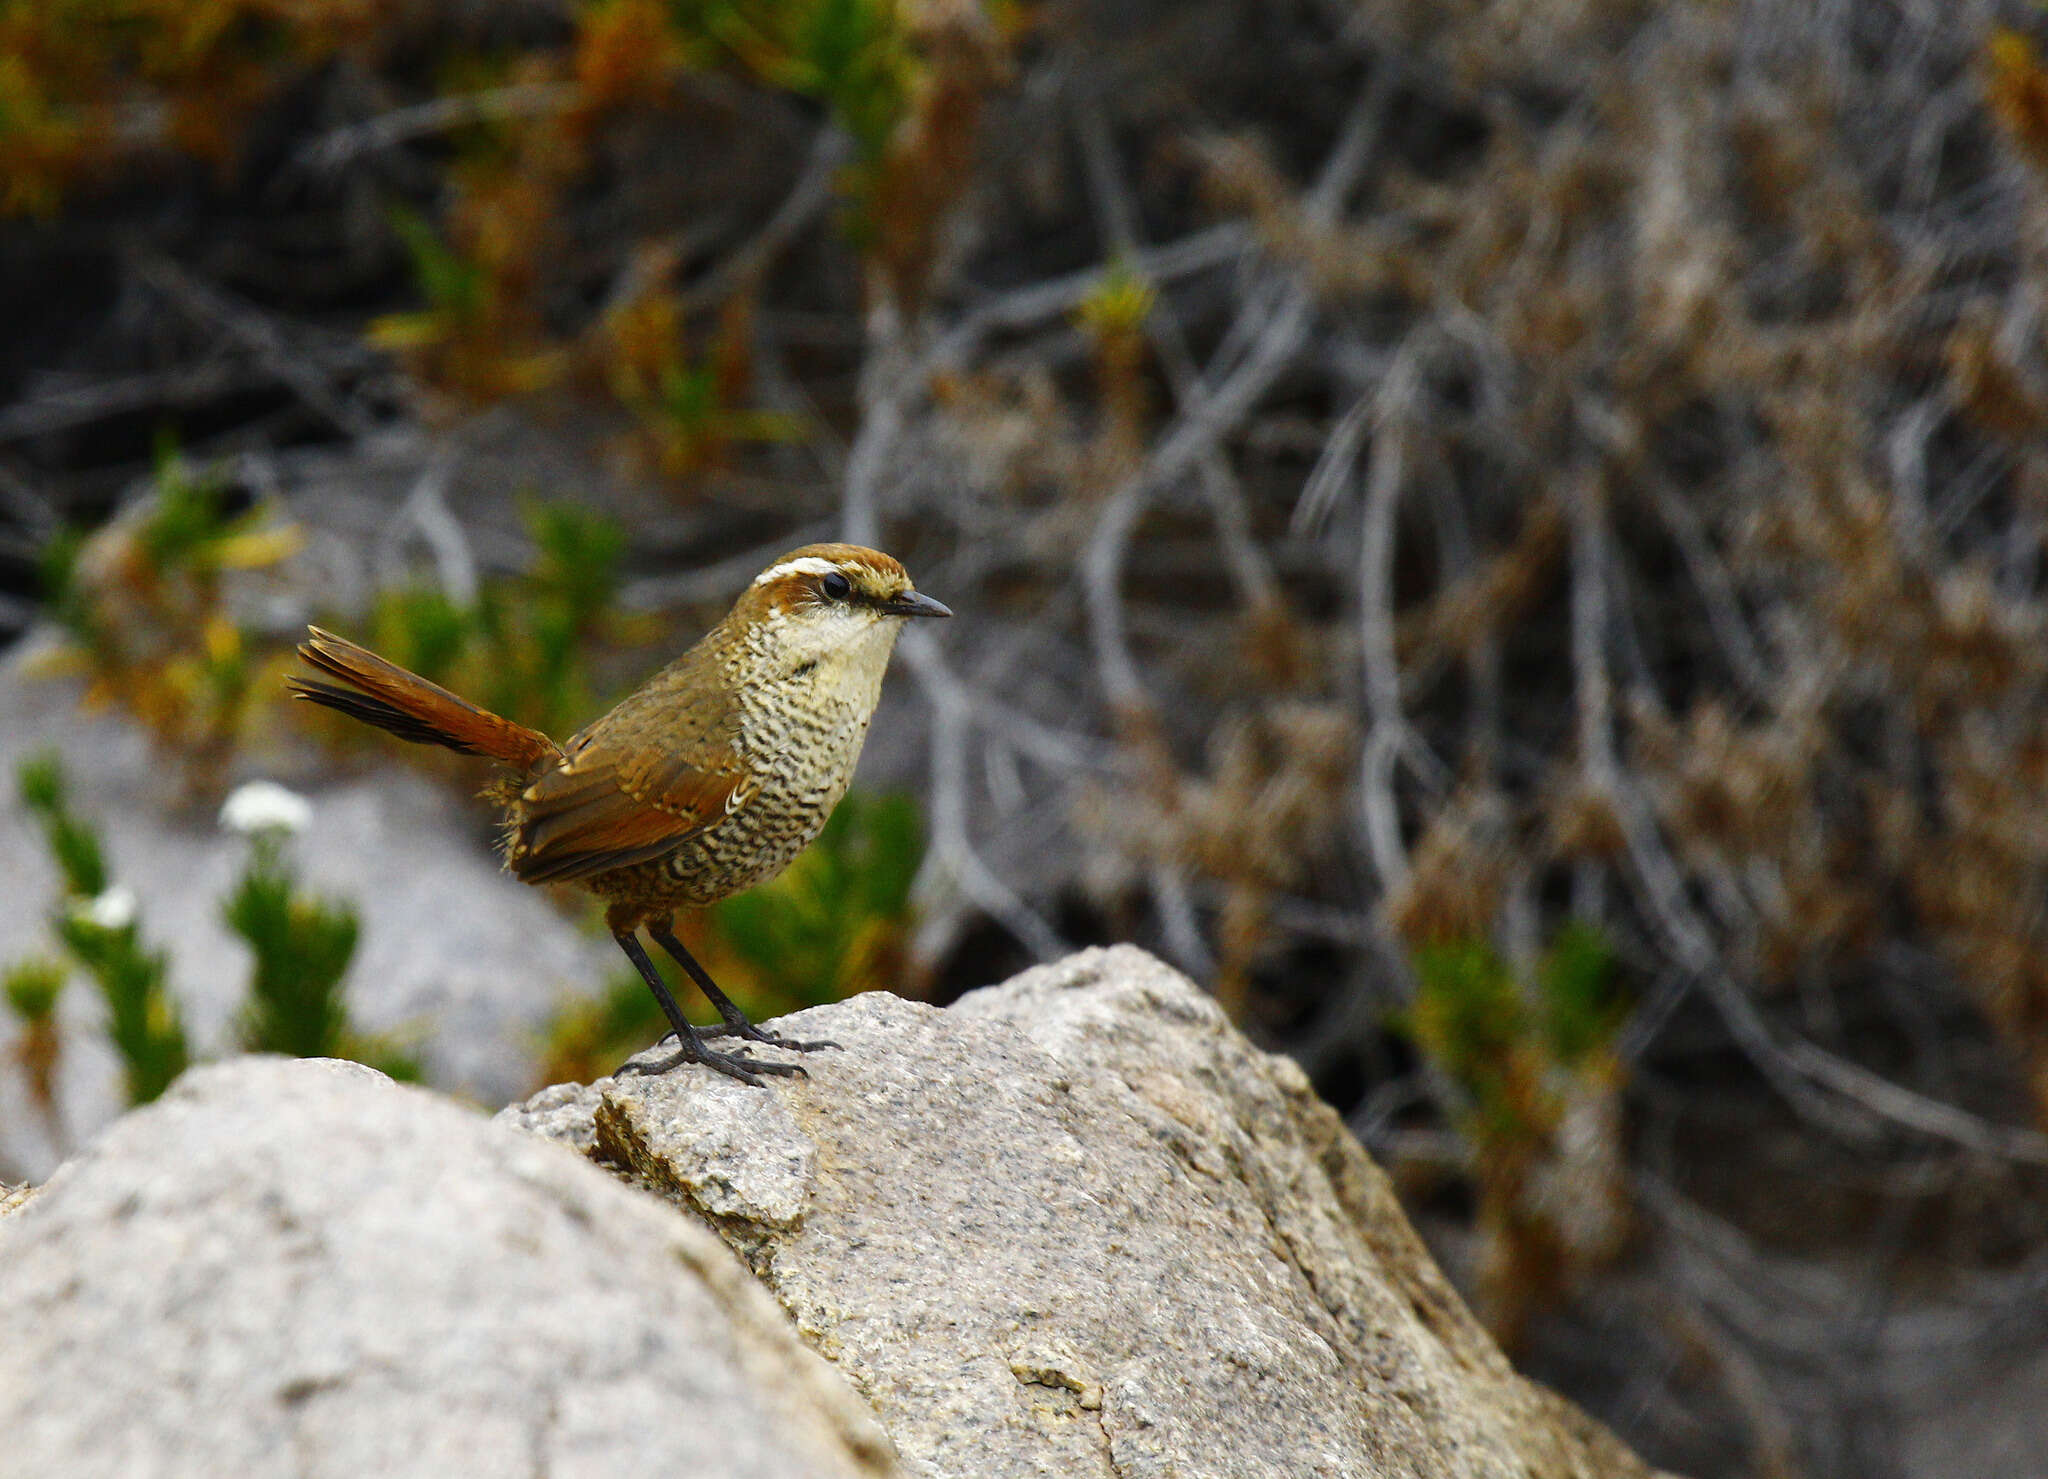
55,901 -> 188,1107
221,827 -> 420,1081
19,753 -> 189,1106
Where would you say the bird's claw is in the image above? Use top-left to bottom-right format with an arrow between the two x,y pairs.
618,1043 -> 808,1087
698,1023 -> 840,1053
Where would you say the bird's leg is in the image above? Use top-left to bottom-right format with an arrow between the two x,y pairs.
609,930 -> 803,1086
648,921 -> 840,1053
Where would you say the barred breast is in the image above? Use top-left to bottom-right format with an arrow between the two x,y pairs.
590,633 -> 889,911
674,687 -> 873,900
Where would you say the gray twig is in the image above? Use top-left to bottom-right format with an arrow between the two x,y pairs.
297,83 -> 576,171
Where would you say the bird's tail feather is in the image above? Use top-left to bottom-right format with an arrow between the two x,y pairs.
287,626 -> 557,771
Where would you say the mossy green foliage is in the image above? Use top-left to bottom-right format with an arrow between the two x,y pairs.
3,0 -> 995,454
1536,920 -> 1625,1066
137,455 -> 265,573
1404,921 -> 1622,1145
16,753 -> 108,899
136,457 -> 281,727
38,450 -> 268,653
37,451 -> 301,790
1076,258 -> 1156,340
11,753 -> 418,1101
386,203 -> 489,333
656,0 -> 958,264
1406,937 -> 1529,1137
0,0 -> 371,217
224,835 -> 356,1059
55,905 -> 188,1106
19,752 -> 190,1104
678,0 -> 914,163
3,957 -> 67,1025
222,835 -> 421,1080
0,0 -> 928,211
519,500 -> 630,699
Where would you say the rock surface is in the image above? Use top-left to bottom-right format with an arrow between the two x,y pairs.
502,945 -> 1656,1479
0,1056 -> 901,1479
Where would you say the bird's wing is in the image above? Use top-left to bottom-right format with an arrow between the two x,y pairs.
506,645 -> 752,885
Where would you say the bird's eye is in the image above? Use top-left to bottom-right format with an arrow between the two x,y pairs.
821,571 -> 852,601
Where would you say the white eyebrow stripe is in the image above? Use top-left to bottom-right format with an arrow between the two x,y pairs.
752,556 -> 841,586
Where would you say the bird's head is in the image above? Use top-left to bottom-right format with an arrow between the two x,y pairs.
727,543 -> 951,684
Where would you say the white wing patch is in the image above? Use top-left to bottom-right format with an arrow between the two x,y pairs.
752,556 -> 841,586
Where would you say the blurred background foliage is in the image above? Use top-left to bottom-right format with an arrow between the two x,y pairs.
17,753 -> 189,1107
358,498 -> 637,743
8,0 -> 2048,1474
36,449 -> 302,793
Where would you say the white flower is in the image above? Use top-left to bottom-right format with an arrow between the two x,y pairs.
220,781 -> 313,837
75,885 -> 137,931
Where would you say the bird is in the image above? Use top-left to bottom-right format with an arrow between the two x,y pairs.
286,542 -> 951,1085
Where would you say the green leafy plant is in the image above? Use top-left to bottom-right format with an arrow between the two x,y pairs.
600,290 -> 807,474
369,204 -> 565,399
2,958 -> 66,1029
17,753 -> 108,899
678,0 -> 915,163
55,898 -> 189,1108
9,759 -> 420,1110
502,500 -> 631,723
20,752 -> 190,1106
385,204 -> 489,332
670,0 -> 1005,308
1401,920 -> 1628,1348
222,827 -> 419,1081
1408,937 -> 1541,1144
0,0 -> 375,217
225,837 -> 353,1059
4,956 -> 68,1141
1536,920 -> 1627,1066
1400,921 -> 1622,1138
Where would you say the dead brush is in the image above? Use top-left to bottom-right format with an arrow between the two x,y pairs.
974,8 -> 2048,1404
1079,701 -> 1355,1018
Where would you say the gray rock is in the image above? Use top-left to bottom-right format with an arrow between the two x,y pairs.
0,1055 -> 901,1479
506,945 -> 1656,1479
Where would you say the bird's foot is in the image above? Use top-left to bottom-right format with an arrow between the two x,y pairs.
697,1022 -> 841,1053
620,1041 -> 808,1087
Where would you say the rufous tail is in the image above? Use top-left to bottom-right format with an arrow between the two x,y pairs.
287,626 -> 558,771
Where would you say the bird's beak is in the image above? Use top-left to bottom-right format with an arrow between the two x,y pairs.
879,590 -> 952,619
